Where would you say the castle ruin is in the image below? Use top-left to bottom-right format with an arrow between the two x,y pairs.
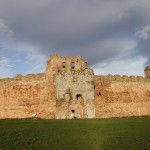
0,54 -> 150,119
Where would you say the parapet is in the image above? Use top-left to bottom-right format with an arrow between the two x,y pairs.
0,73 -> 46,83
46,54 -> 93,74
15,73 -> 45,80
94,75 -> 150,82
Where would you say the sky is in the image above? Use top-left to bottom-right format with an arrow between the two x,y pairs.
0,0 -> 150,78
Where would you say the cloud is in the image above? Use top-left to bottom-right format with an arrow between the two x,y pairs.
136,25 -> 150,40
93,56 -> 147,76
0,0 -> 150,76
23,52 -> 47,74
0,57 -> 13,78
0,19 -> 14,40
135,25 -> 150,65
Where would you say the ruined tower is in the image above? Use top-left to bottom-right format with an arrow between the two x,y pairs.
46,54 -> 95,119
144,66 -> 150,78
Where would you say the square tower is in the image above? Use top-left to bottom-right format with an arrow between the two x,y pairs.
46,54 -> 95,119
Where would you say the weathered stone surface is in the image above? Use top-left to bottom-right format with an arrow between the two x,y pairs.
0,54 -> 150,119
53,55 -> 95,119
94,78 -> 150,118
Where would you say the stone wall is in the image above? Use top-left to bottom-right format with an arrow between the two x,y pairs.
0,73 -> 55,119
94,75 -> 150,118
0,54 -> 150,119
55,71 -> 95,119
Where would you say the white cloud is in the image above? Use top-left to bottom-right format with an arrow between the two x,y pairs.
0,57 -> 13,78
136,25 -> 150,40
93,57 -> 147,76
24,51 -> 47,74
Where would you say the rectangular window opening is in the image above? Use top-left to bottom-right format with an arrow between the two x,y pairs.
84,62 -> 88,69
71,62 -> 75,69
62,62 -> 66,68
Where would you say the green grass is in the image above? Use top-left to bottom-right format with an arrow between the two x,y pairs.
0,117 -> 150,150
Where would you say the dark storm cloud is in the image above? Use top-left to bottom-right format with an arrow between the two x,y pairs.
137,35 -> 150,65
0,0 -> 150,66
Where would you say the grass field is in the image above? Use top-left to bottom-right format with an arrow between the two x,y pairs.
0,117 -> 150,150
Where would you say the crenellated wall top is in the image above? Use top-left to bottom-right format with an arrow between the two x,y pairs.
0,73 -> 46,83
94,74 -> 150,82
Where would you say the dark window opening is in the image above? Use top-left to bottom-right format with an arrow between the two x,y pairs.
71,110 -> 75,113
98,92 -> 101,96
71,62 -> 75,69
84,62 -> 88,69
76,59 -> 78,62
62,62 -> 66,68
76,94 -> 82,100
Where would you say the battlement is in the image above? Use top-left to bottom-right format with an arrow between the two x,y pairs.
46,54 -> 92,74
15,73 -> 46,80
0,73 -> 45,83
94,75 -> 150,82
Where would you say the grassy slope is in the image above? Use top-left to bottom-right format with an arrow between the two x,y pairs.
0,117 -> 150,150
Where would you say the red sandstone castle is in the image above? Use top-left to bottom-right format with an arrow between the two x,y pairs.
0,54 -> 150,119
